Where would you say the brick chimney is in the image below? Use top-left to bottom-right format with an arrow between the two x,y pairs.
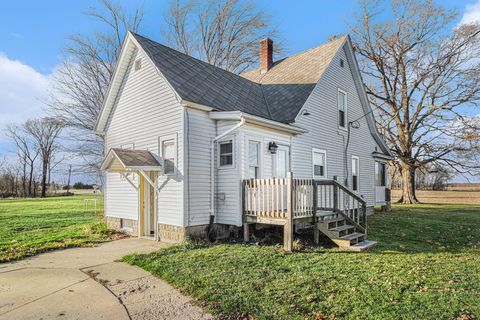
260,38 -> 273,74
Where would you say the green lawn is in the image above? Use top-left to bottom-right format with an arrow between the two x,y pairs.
125,204 -> 480,320
0,195 -> 117,262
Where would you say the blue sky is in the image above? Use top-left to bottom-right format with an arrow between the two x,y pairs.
0,0 -> 479,182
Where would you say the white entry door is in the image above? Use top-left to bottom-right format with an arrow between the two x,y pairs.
375,161 -> 387,204
141,173 -> 155,237
273,146 -> 289,178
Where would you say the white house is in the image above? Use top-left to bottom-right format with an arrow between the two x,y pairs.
95,32 -> 392,250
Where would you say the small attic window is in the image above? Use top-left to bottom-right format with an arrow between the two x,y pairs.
134,58 -> 142,71
340,59 -> 344,68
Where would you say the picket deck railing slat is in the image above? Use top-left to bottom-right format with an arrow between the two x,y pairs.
242,173 -> 368,251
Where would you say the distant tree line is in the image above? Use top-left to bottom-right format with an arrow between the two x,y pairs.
389,164 -> 453,191
1,118 -> 64,198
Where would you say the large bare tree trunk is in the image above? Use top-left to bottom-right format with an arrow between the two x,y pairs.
41,160 -> 48,198
400,163 -> 419,204
28,163 -> 34,197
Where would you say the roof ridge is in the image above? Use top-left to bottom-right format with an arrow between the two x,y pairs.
241,35 -> 347,80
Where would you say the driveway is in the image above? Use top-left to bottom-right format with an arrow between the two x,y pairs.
0,238 -> 214,320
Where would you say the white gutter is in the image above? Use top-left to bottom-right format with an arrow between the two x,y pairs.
210,117 -> 246,221
209,111 -> 306,135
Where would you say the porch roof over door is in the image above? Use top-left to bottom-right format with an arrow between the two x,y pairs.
100,148 -> 162,172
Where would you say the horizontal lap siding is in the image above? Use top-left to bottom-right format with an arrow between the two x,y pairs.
105,172 -> 138,219
292,47 -> 381,206
105,49 -> 184,226
185,108 -> 215,226
215,121 -> 241,226
215,123 -> 293,226
240,124 -> 291,179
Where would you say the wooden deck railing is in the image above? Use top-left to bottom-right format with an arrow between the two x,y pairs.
316,179 -> 366,233
242,172 -> 367,251
242,175 -> 315,220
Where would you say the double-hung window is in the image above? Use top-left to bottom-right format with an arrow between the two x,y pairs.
163,141 -> 175,174
352,156 -> 359,191
312,148 -> 327,179
338,89 -> 347,128
160,134 -> 178,176
219,140 -> 233,167
248,141 -> 260,178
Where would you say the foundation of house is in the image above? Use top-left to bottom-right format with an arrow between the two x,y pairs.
105,216 -> 139,236
105,217 -> 248,243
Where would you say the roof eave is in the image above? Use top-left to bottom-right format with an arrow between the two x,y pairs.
209,110 -> 306,135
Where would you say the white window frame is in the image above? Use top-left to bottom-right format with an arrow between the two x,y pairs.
338,88 -> 347,130
218,137 -> 235,169
351,155 -> 360,191
247,140 -> 261,179
159,133 -> 178,176
312,148 -> 327,179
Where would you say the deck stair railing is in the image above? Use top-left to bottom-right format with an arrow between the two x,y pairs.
242,172 -> 367,251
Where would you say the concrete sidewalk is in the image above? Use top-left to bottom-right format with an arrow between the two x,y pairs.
0,238 -> 214,320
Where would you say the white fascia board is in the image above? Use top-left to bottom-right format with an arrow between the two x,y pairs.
95,32 -> 184,134
372,152 -> 394,161
343,36 -> 393,158
181,100 -> 214,112
208,111 -> 306,135
127,166 -> 162,171
95,33 -> 137,133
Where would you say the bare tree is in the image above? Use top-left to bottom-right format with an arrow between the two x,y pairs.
164,0 -> 283,73
351,0 -> 480,203
66,164 -> 73,194
24,118 -> 64,198
6,123 -> 40,197
47,0 -> 143,176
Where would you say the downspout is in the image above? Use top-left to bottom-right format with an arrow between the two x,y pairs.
209,117 -> 246,239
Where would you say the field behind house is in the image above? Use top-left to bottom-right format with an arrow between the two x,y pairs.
0,195 -> 117,262
392,188 -> 480,205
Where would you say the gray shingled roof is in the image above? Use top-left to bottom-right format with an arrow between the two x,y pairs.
132,33 -> 345,123
112,148 -> 161,168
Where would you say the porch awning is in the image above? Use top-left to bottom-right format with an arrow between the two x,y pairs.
100,148 -> 162,172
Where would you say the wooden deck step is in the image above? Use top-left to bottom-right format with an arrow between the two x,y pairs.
349,240 -> 378,252
319,215 -> 345,223
330,224 -> 354,232
340,232 -> 364,241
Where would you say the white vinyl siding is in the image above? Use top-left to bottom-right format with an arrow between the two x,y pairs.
292,45 -> 385,206
184,108 -> 215,226
104,48 -> 184,226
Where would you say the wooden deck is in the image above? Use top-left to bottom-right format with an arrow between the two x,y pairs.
242,173 -> 373,251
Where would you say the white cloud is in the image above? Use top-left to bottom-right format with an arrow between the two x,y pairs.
460,1 -> 480,25
0,52 -> 52,145
10,33 -> 23,39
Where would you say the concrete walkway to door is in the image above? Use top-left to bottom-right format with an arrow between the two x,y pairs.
0,238 -> 214,320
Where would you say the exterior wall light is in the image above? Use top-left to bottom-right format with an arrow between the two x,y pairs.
268,142 -> 279,154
